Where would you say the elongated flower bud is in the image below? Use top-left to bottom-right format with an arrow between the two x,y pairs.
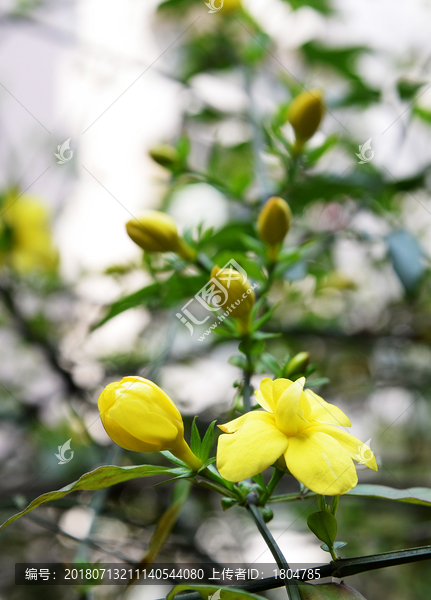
149,145 -> 179,169
287,88 -> 324,147
257,197 -> 292,246
98,376 -> 202,471
284,352 -> 310,377
210,265 -> 255,334
126,211 -> 195,259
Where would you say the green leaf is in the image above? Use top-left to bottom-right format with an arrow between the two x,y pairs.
229,355 -> 249,370
92,282 -> 160,330
397,79 -> 425,100
321,541 -> 347,552
307,511 -> 337,547
143,480 -> 192,564
92,272 -> 208,330
0,465 -> 181,530
167,584 -> 267,600
346,484 -> 431,507
259,353 -> 282,377
208,142 -> 254,196
252,473 -> 266,491
387,230 -> 425,296
305,134 -> 338,165
281,0 -> 333,15
252,303 -> 281,332
414,105 -> 431,124
190,417 -> 202,457
200,421 -> 217,463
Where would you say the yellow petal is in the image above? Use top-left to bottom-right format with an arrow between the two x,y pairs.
101,413 -> 161,453
285,431 -> 358,495
255,378 -> 276,412
305,389 -> 351,427
275,377 -> 305,437
217,419 -> 288,482
108,399 -> 180,445
218,410 -> 276,433
308,424 -> 378,472
273,378 -> 294,404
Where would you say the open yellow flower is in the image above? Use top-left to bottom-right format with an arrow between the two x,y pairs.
1,194 -> 58,275
98,376 -> 202,471
217,377 -> 377,495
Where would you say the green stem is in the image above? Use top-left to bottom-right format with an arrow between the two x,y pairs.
243,369 -> 251,412
331,495 -> 340,516
260,468 -> 284,505
246,494 -> 301,600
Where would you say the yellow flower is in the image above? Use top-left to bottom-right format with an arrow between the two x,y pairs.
217,377 -> 377,495
257,197 -> 292,247
98,376 -> 202,471
287,88 -> 324,148
210,264 -> 255,334
1,194 -> 58,275
126,211 -> 195,260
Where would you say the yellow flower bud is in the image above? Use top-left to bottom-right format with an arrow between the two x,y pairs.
149,145 -> 179,169
98,376 -> 202,471
210,264 -> 255,334
287,88 -> 324,147
126,211 -> 195,260
257,197 -> 292,246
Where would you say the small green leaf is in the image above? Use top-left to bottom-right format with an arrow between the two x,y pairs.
305,134 -> 338,165
252,303 -> 280,332
229,355 -> 248,370
259,353 -> 282,377
200,421 -> 217,463
0,465 -> 181,530
307,511 -> 337,547
321,541 -> 347,552
143,480 -> 191,564
190,417 -> 202,457
252,473 -> 266,490
346,484 -> 431,507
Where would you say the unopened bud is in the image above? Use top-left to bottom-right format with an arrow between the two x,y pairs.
149,145 -> 179,169
210,264 -> 255,334
257,197 -> 292,246
126,211 -> 195,260
260,506 -> 274,523
287,89 -> 324,147
284,352 -> 310,377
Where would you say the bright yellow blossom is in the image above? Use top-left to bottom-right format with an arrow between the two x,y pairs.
98,376 -> 202,471
1,194 -> 58,275
217,377 -> 377,495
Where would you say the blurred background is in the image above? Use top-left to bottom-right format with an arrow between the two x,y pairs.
1,0 -> 431,598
